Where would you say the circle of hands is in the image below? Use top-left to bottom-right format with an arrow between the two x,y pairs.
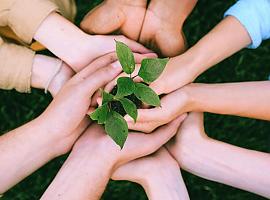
3,0 -> 269,199
38,1 -> 198,198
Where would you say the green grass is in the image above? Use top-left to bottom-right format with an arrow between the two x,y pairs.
1,0 -> 270,199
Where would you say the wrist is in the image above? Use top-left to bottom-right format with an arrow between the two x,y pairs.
34,12 -> 92,71
31,55 -> 61,91
142,165 -> 184,200
169,133 -> 210,172
181,83 -> 201,112
31,55 -> 74,96
48,62 -> 74,97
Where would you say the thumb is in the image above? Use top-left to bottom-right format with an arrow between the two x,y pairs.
80,3 -> 125,34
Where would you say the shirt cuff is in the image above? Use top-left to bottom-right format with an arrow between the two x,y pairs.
8,0 -> 59,44
0,41 -> 35,93
224,0 -> 270,49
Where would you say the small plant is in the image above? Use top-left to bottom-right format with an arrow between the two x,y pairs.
89,41 -> 169,149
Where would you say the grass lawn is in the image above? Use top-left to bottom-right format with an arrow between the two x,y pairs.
0,0 -> 270,199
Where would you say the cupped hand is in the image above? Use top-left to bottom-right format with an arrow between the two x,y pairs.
72,115 -> 186,169
80,0 -> 147,41
125,86 -> 191,133
37,53 -> 123,148
166,112 -> 208,165
111,147 -> 179,184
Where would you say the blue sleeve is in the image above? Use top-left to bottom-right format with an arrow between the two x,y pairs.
224,0 -> 270,49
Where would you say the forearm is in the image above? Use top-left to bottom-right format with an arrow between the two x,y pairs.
186,81 -> 270,120
175,16 -> 251,78
31,54 -> 74,96
0,118 -> 60,193
41,145 -> 113,200
33,12 -> 93,71
142,170 -> 189,200
176,138 -> 270,198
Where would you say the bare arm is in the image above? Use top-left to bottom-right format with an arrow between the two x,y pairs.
151,16 -> 252,94
168,112 -> 270,198
0,54 -> 123,193
187,81 -> 270,120
34,12 -> 151,72
112,148 -> 190,200
41,117 -> 185,200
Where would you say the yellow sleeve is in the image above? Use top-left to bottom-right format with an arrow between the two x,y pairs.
0,37 -> 35,93
0,0 -> 59,44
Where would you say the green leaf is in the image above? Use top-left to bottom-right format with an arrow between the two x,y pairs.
115,77 -> 135,98
105,111 -> 128,149
115,40 -> 135,74
138,58 -> 169,83
102,90 -> 114,104
120,98 -> 138,122
89,103 -> 109,124
134,83 -> 160,107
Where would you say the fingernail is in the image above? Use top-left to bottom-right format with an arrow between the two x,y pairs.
124,115 -> 133,122
111,61 -> 121,69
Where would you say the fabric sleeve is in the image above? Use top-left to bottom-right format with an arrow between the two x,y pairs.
0,37 -> 35,93
0,0 -> 59,44
224,0 -> 270,49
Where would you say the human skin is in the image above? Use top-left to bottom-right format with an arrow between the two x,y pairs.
0,53 -> 124,193
139,0 -> 197,56
125,81 -> 270,133
112,147 -> 190,200
80,0 -> 197,57
40,116 -> 185,200
80,0 -> 147,41
167,112 -> 270,198
31,51 -> 156,98
34,12 -> 151,72
149,16 -> 251,95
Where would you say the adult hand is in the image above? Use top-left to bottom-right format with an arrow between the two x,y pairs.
41,115 -> 186,200
34,12 -> 152,72
80,0 -> 147,41
112,148 -> 190,200
36,53 -> 124,153
125,86 -> 190,133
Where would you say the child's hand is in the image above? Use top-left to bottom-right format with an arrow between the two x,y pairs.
124,86 -> 191,133
80,0 -> 147,41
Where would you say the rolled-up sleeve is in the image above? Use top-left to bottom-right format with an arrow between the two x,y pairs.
224,0 -> 270,49
0,37 -> 34,93
0,0 -> 59,44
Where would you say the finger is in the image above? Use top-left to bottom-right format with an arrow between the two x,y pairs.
133,53 -> 157,63
118,36 -> 153,54
127,121 -> 159,133
125,107 -> 163,123
123,115 -> 186,160
87,107 -> 96,115
80,4 -> 125,34
97,97 -> 102,107
75,52 -> 119,79
90,88 -> 103,107
81,64 -> 122,96
149,81 -> 164,95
